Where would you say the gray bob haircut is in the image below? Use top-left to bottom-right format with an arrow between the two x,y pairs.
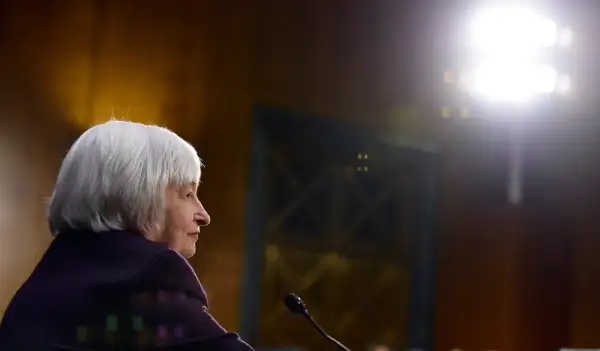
47,120 -> 202,236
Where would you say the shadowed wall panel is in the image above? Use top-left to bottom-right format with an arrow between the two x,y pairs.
517,212 -> 574,351
254,0 -> 390,128
571,212 -> 600,347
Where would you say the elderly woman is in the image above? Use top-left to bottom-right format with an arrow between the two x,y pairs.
0,121 -> 254,350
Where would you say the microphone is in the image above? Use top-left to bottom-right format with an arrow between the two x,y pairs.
283,293 -> 351,351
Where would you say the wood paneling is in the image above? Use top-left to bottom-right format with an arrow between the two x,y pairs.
436,209 -> 524,351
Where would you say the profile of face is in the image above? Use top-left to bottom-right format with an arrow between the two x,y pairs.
151,183 -> 210,258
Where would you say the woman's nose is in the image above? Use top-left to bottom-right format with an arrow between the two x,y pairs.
195,203 -> 210,226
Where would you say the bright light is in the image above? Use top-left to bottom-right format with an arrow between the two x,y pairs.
462,63 -> 557,102
469,8 -> 558,52
555,74 -> 572,95
457,6 -> 570,103
557,27 -> 574,48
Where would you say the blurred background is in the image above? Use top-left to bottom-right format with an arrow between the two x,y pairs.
0,0 -> 598,350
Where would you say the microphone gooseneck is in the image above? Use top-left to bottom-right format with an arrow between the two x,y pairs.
283,293 -> 352,351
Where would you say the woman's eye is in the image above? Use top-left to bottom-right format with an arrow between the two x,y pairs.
186,192 -> 194,198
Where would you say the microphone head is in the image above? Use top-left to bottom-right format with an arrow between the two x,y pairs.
283,293 -> 308,316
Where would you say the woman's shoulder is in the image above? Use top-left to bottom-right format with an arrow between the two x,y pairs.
41,230 -> 205,300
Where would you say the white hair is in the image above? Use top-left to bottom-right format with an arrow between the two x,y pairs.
47,120 -> 202,236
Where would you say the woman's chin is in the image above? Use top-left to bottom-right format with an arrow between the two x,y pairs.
180,245 -> 197,259
179,234 -> 198,256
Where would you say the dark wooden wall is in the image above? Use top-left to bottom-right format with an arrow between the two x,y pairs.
0,1 -> 599,350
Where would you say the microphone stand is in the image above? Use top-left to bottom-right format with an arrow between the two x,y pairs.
302,312 -> 351,351
283,293 -> 352,351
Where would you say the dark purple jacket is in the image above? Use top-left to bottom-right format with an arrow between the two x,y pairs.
0,230 -> 254,351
